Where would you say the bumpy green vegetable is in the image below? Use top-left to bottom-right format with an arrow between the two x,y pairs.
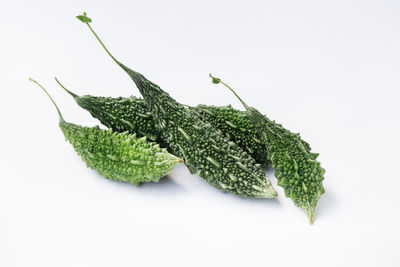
77,13 -> 277,198
58,78 -> 310,167
56,79 -> 162,143
189,105 -> 270,166
191,105 -> 312,165
57,81 -> 271,165
30,78 -> 183,185
210,74 -> 325,223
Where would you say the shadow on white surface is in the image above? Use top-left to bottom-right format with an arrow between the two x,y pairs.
81,167 -> 188,196
314,189 -> 337,220
140,174 -> 187,193
236,194 -> 282,208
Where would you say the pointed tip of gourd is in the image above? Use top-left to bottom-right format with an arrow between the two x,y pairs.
305,206 -> 316,225
307,211 -> 315,225
55,77 -> 79,99
259,186 -> 278,198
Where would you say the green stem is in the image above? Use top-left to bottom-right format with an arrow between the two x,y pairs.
78,14 -> 119,65
209,74 -> 250,110
55,78 -> 78,98
77,12 -> 142,80
29,78 -> 64,121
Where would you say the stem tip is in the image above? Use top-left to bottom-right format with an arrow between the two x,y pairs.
209,73 -> 221,84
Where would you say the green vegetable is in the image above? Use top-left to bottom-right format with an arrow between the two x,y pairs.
57,81 -> 272,165
191,105 -> 312,166
30,78 -> 183,185
210,74 -> 325,223
77,13 -> 278,198
56,79 -> 162,144
188,104 -> 270,166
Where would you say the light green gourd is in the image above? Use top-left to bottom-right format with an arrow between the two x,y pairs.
210,74 -> 325,224
30,78 -> 183,185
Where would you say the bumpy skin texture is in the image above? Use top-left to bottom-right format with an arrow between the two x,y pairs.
67,92 -> 307,166
247,108 -> 325,222
189,105 -> 270,166
117,63 -> 277,198
74,95 -> 164,145
215,77 -> 325,222
59,121 -> 182,185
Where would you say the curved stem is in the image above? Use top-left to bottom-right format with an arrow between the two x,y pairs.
29,78 -> 64,121
209,74 -> 250,110
83,20 -> 119,65
55,78 -> 78,99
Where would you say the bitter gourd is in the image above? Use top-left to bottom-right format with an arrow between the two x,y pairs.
56,79 -> 163,144
210,74 -> 325,223
77,13 -> 277,198
30,78 -> 183,185
57,81 -> 270,165
190,105 -> 312,165
188,104 -> 270,166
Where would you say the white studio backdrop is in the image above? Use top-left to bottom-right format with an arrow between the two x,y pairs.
0,0 -> 399,266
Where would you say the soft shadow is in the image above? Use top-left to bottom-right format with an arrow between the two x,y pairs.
91,171 -> 186,195
211,188 -> 283,209
239,196 -> 282,208
314,189 -> 338,219
139,174 -> 186,194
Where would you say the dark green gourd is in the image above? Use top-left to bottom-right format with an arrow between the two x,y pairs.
77,13 -> 277,198
58,81 -> 272,165
30,78 -> 183,185
57,78 -> 311,167
56,79 -> 163,144
190,105 -> 312,166
210,75 -> 325,223
188,104 -> 270,166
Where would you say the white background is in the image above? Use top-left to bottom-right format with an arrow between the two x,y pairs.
1,0 -> 399,266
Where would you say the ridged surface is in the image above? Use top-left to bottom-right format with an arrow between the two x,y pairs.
75,95 -> 165,146
248,108 -> 325,222
117,63 -> 277,198
70,93 -> 310,166
210,75 -> 325,222
189,104 -> 270,166
60,121 -> 182,185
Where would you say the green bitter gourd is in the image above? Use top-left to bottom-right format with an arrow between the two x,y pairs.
210,74 -> 325,224
187,104 -> 270,166
30,78 -> 183,185
57,78 -> 312,166
76,12 -> 277,198
190,105 -> 312,165
57,80 -> 271,165
56,79 -> 163,144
